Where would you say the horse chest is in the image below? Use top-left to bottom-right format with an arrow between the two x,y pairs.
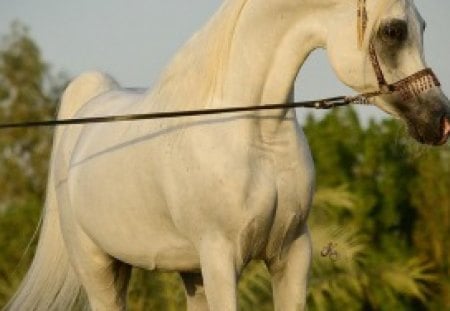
236,128 -> 315,262
251,127 -> 315,261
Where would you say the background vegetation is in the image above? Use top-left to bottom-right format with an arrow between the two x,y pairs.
0,24 -> 449,310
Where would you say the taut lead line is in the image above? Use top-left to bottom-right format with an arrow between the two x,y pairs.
0,95 -> 372,130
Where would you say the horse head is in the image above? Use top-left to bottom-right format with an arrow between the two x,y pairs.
325,0 -> 449,145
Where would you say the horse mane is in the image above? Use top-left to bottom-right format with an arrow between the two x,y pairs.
146,0 -> 249,110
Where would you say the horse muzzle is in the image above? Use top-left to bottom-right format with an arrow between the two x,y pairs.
400,93 -> 450,146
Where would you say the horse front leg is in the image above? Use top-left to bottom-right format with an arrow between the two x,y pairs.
268,224 -> 312,311
199,235 -> 239,311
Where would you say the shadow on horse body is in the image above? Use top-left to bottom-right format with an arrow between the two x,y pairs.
5,0 -> 450,310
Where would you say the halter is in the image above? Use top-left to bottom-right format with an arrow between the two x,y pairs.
0,0 -> 442,130
357,0 -> 440,100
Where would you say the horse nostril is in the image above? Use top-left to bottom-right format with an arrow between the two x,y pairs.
435,115 -> 450,145
444,116 -> 450,137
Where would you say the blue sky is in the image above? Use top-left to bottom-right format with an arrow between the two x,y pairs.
1,1 -> 449,124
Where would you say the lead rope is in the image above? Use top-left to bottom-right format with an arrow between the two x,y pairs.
0,95 -> 372,130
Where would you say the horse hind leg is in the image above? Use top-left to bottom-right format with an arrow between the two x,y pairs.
67,229 -> 131,311
181,273 -> 209,311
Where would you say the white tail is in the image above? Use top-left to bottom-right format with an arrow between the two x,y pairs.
4,174 -> 84,311
4,72 -> 119,311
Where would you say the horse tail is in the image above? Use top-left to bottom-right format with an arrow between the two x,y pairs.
4,71 -> 118,311
4,172 -> 84,310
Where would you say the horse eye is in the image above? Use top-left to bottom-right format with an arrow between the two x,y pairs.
380,19 -> 408,44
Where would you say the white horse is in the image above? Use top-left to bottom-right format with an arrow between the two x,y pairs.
6,0 -> 450,310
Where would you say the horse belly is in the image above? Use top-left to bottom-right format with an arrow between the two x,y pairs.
72,185 -> 201,271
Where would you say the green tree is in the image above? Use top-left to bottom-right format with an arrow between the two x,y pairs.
304,108 -> 361,187
0,22 -> 63,207
128,270 -> 186,311
0,22 -> 66,307
304,109 -> 448,310
410,147 -> 450,309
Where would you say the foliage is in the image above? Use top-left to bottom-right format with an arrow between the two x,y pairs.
0,22 -> 63,208
0,21 -> 65,308
0,198 -> 40,306
0,25 -> 449,310
238,261 -> 273,311
304,109 -> 449,310
307,186 -> 437,311
128,270 -> 186,311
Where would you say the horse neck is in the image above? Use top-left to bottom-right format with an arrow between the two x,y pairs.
216,0 -> 332,140
145,0 -> 332,115
219,0 -> 330,109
